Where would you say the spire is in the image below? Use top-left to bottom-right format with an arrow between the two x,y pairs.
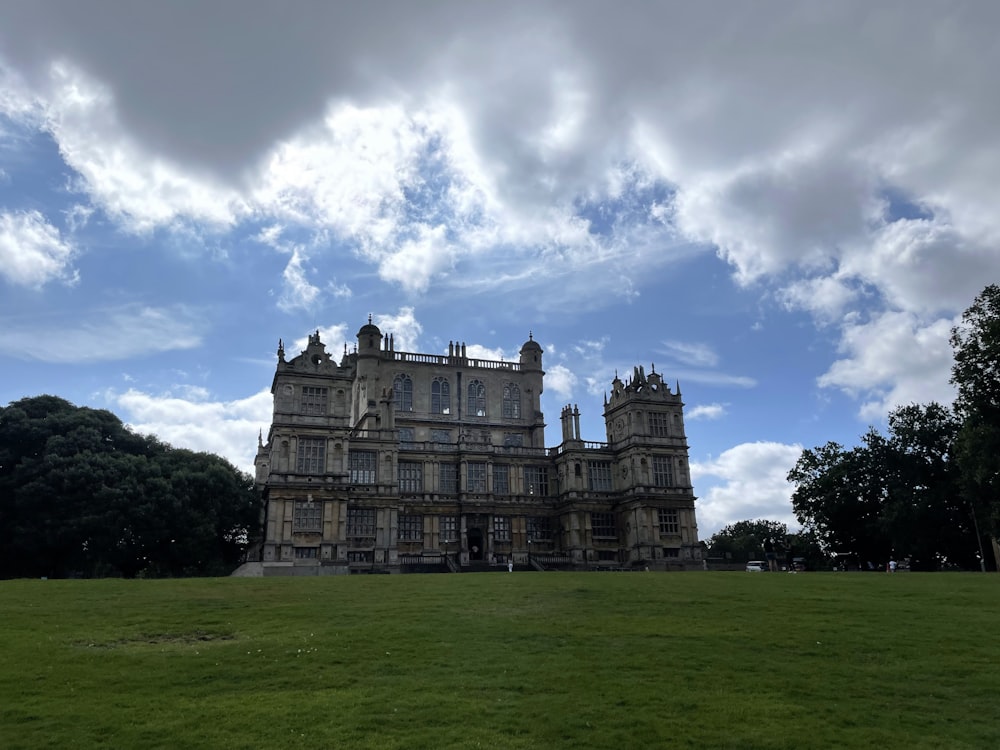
368,313 -> 373,324
676,379 -> 681,396
277,338 -> 285,362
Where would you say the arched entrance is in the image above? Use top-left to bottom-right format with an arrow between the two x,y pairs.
467,528 -> 484,560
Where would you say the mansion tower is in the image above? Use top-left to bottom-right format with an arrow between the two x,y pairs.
253,320 -> 701,574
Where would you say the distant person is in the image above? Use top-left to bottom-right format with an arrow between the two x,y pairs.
508,561 -> 513,573
764,539 -> 778,572
889,559 -> 897,573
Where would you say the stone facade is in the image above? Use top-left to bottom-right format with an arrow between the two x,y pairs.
253,320 -> 701,575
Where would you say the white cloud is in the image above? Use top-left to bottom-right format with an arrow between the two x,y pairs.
0,304 -> 203,362
0,209 -> 77,287
107,387 -> 274,474
818,311 -> 957,420
374,307 -> 423,352
545,364 -> 578,400
37,62 -> 245,233
658,340 -> 719,368
1,2 -> 1000,425
276,248 -> 321,313
687,403 -> 727,421
690,441 -> 803,538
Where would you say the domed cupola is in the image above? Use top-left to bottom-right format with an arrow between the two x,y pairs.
357,314 -> 382,357
519,331 -> 543,371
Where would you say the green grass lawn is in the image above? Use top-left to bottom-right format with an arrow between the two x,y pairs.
1,571 -> 997,749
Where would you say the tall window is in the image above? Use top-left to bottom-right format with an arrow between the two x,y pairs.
591,512 -> 617,538
588,461 -> 613,491
527,516 -> 551,540
398,514 -> 423,542
468,379 -> 486,416
648,412 -> 669,437
652,456 -> 673,487
398,462 -> 423,494
440,515 -> 458,541
349,450 -> 376,484
502,383 -> 521,418
432,377 -> 451,414
524,465 -> 549,496
393,374 -> 413,411
467,462 -> 487,493
659,509 -> 679,535
296,438 -> 325,474
493,464 -> 510,495
494,516 -> 511,541
293,499 -> 322,532
439,463 -> 458,493
346,507 -> 376,540
301,386 -> 328,415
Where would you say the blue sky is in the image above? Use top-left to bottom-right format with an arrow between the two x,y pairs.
2,1 -> 998,537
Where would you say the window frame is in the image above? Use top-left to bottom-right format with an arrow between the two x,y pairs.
467,461 -> 487,493
467,379 -> 486,417
393,373 -> 413,412
659,508 -> 680,535
300,386 -> 328,415
590,512 -> 617,539
587,460 -> 613,492
502,383 -> 521,419
398,514 -> 423,542
292,499 -> 323,532
652,456 -> 674,488
398,461 -> 423,494
349,450 -> 377,485
432,377 -> 451,414
296,437 -> 326,474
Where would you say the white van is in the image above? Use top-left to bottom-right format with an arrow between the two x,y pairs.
745,561 -> 768,572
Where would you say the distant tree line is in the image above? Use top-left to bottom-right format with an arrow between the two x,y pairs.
0,395 -> 261,579
705,519 -> 827,570
787,285 -> 1000,571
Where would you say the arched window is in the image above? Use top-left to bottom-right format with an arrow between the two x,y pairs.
432,377 -> 451,414
502,383 -> 521,418
468,379 -> 486,417
393,374 -> 413,411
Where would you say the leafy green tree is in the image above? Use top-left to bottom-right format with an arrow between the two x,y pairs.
0,396 -> 260,579
789,403 -> 985,570
950,284 -> 1000,569
707,519 -> 789,563
787,436 -> 891,566
882,403 -> 979,570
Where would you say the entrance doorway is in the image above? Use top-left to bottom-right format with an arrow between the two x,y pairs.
467,528 -> 484,560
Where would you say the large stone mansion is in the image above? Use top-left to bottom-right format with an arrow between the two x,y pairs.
253,319 -> 701,574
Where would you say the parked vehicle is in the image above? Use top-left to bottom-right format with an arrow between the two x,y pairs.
745,561 -> 768,572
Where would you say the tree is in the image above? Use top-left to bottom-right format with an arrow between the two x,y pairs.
0,396 -> 261,578
882,403 -> 978,570
707,519 -> 789,563
787,436 -> 891,567
950,284 -> 1000,569
788,403 -> 985,570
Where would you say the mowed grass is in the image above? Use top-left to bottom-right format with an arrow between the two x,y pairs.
1,572 -> 997,750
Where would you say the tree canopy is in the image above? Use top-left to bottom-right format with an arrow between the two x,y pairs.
950,283 -> 1000,554
787,403 -> 983,570
0,395 -> 261,579
784,284 -> 1000,572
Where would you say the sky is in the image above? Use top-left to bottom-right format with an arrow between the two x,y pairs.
1,1 -> 998,538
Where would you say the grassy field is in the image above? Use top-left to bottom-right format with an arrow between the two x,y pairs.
1,571 -> 997,750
